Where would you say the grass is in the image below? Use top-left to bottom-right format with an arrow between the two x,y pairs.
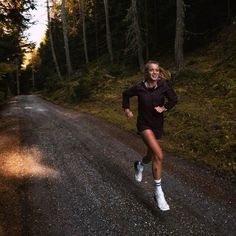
43,23 -> 236,177
69,66 -> 235,176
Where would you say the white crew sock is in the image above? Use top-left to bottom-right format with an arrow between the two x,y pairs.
154,179 -> 163,195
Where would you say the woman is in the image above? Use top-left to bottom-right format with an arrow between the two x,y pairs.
122,60 -> 177,211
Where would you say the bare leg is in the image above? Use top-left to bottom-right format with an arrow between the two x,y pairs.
134,146 -> 153,182
141,129 -> 163,180
140,129 -> 169,211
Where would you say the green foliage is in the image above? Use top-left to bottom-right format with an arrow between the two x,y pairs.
74,43 -> 236,175
21,0 -> 236,176
0,0 -> 36,96
45,74 -> 94,103
107,64 -> 124,77
0,63 -> 16,76
177,69 -> 211,81
43,67 -> 236,175
50,79 -> 80,103
75,76 -> 93,101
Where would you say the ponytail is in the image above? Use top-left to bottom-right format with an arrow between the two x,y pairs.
159,66 -> 171,80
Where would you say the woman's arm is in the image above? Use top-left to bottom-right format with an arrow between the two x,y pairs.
122,84 -> 138,118
122,85 -> 137,108
163,82 -> 178,111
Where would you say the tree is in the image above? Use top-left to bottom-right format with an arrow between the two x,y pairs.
144,0 -> 149,60
47,0 -> 62,80
0,0 -> 36,96
126,0 -> 144,71
227,0 -> 231,22
103,0 -> 113,63
61,0 -> 73,76
175,0 -> 185,73
80,0 -> 89,63
94,1 -> 100,58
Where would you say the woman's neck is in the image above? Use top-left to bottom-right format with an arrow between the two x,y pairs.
145,80 -> 157,88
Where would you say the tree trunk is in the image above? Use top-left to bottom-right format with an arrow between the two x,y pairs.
47,0 -> 62,80
227,0 -> 231,22
32,64 -> 35,91
175,0 -> 185,73
154,0 -> 159,53
131,0 -> 144,71
80,0 -> 89,63
61,0 -> 73,76
103,0 -> 113,63
15,58 -> 20,95
144,0 -> 149,60
94,1 -> 99,58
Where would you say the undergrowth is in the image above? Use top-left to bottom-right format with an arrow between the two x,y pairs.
45,24 -> 236,177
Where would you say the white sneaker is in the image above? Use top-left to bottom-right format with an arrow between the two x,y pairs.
134,161 -> 144,182
154,192 -> 170,211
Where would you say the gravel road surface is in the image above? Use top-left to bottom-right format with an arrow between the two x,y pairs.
0,95 -> 235,236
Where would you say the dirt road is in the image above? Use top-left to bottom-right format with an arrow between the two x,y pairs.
0,95 -> 235,235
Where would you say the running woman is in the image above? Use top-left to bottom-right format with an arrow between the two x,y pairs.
122,60 -> 177,211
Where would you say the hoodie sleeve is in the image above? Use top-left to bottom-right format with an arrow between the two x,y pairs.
163,82 -> 178,111
122,84 -> 139,109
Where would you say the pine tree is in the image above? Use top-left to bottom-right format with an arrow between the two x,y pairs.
126,0 -> 144,71
175,0 -> 185,73
61,0 -> 73,76
47,0 -> 62,80
103,0 -> 113,62
80,0 -> 89,63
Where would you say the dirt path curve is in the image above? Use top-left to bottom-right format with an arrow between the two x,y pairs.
0,95 -> 235,236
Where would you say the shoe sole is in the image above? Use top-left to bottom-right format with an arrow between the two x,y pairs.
154,195 -> 170,211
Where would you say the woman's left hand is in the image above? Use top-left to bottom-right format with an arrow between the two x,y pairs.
154,106 -> 167,113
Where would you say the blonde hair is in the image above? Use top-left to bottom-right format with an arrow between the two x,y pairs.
144,60 -> 171,80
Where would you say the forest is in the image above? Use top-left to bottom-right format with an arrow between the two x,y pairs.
0,0 -> 235,177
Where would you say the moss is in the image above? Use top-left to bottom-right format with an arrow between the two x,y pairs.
43,24 -> 236,176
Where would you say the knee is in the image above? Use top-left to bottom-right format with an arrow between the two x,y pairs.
153,153 -> 164,163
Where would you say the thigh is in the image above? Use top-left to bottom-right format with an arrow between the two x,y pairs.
141,129 -> 163,158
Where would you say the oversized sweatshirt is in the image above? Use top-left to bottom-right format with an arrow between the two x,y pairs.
122,79 -> 177,138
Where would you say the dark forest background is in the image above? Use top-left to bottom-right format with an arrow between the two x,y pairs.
0,0 -> 235,176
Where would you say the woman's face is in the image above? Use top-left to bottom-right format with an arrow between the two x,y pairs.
146,63 -> 160,81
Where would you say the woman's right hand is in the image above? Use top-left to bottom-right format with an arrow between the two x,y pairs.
124,109 -> 134,119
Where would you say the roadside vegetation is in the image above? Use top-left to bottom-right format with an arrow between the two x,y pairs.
1,1 -> 235,178
43,23 -> 236,177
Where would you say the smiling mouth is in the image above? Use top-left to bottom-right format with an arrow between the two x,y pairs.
151,75 -> 158,79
